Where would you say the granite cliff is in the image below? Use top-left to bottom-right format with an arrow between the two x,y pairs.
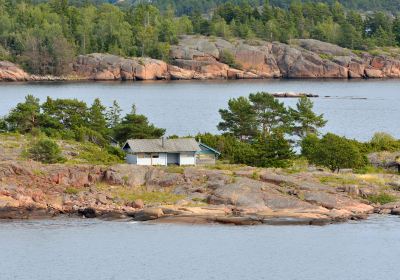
2,37 -> 400,82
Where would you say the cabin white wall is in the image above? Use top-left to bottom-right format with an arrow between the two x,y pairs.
179,152 -> 196,166
137,153 -> 167,166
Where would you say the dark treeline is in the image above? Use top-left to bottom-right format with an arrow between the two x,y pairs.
1,0 -> 400,75
67,0 -> 400,15
0,95 -> 165,147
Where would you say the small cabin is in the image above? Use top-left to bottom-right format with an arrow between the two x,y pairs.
122,138 -> 220,166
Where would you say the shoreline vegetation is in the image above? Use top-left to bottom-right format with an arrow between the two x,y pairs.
0,93 -> 399,225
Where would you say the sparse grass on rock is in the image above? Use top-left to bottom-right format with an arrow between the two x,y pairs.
366,193 -> 398,205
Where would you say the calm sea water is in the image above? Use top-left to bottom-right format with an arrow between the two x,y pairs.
0,215 -> 399,280
0,79 -> 399,140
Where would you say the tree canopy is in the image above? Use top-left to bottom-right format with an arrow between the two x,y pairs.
1,0 -> 400,75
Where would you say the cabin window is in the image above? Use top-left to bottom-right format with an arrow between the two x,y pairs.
138,153 -> 151,158
152,154 -> 159,159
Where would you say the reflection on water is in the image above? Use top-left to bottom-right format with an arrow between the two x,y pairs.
0,215 -> 399,280
0,79 -> 399,140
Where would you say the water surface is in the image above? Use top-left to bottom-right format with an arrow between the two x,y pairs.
0,79 -> 399,140
0,215 -> 399,280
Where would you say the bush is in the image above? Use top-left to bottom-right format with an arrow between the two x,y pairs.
369,132 -> 400,152
302,133 -> 365,172
106,145 -> 126,160
28,139 -> 65,164
219,50 -> 242,70
75,143 -> 123,165
252,134 -> 294,168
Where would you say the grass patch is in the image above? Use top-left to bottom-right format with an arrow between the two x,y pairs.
166,165 -> 184,174
319,53 -> 334,60
64,187 -> 79,195
251,171 -> 260,180
192,197 -> 208,203
206,163 -> 245,171
284,158 -> 309,174
115,187 -> 185,205
67,142 -> 123,165
319,176 -> 359,185
356,174 -> 386,186
366,193 -> 397,204
354,165 -> 390,174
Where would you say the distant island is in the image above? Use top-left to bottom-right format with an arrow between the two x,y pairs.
1,0 -> 400,81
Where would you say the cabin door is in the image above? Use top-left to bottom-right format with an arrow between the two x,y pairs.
167,153 -> 180,165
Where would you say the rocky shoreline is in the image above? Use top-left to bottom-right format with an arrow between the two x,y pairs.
2,36 -> 400,82
1,159 -> 400,226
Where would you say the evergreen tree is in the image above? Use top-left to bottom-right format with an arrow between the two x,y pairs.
106,100 -> 122,129
290,96 -> 327,139
88,98 -> 108,136
6,95 -> 41,133
217,96 -> 257,141
113,105 -> 165,143
249,92 -> 291,137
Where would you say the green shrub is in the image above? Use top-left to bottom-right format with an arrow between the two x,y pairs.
369,132 -> 400,152
75,143 -> 123,165
106,145 -> 126,160
220,50 -> 242,70
28,139 -> 65,164
302,133 -> 365,172
367,193 -> 397,205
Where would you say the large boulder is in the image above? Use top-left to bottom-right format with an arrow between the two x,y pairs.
208,177 -> 318,211
72,54 -> 169,81
368,152 -> 400,171
0,61 -> 30,81
134,208 -> 164,221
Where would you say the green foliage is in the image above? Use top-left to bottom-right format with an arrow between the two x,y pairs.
112,105 -> 165,143
252,133 -> 294,168
290,96 -> 327,139
218,96 -> 257,140
106,145 -> 126,160
1,0 -> 400,76
3,96 -> 164,164
28,138 -> 65,164
64,187 -> 79,195
369,132 -> 400,152
213,93 -> 327,168
302,133 -> 365,172
6,95 -> 41,133
74,142 -> 122,165
116,187 -> 185,204
219,49 -> 242,69
366,193 -> 397,205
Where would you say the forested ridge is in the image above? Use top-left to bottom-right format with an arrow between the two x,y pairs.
45,0 -> 400,14
1,0 -> 400,75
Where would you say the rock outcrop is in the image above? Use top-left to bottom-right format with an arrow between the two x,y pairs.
0,160 -> 388,225
2,37 -> 400,82
72,53 -> 169,81
0,61 -> 30,81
